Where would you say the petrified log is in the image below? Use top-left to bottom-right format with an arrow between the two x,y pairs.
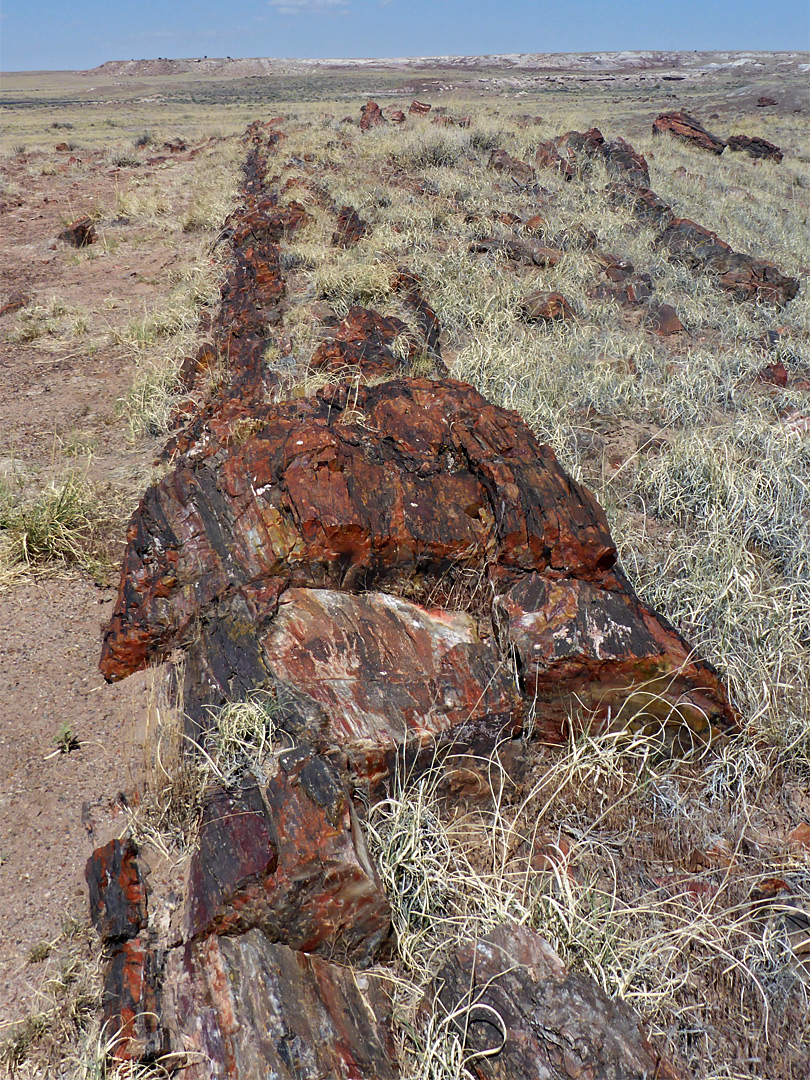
426,922 -> 681,1079
652,111 -> 726,155
360,100 -> 386,131
602,136 -> 651,187
727,134 -> 783,163
184,764 -> 391,961
387,109 -> 406,124
495,571 -> 730,744
160,929 -> 398,1079
487,148 -> 536,186
102,937 -> 164,1061
409,99 -> 431,115
535,127 -> 605,179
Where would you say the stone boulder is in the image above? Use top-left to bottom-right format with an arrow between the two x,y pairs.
652,111 -> 726,155
310,306 -> 413,377
535,127 -> 605,179
519,290 -> 575,321
331,204 -> 369,247
426,922 -> 681,1079
487,148 -> 536,186
409,99 -> 431,115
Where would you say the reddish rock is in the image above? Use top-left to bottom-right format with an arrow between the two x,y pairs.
55,141 -> 70,152
310,306 -> 413,377
392,268 -> 444,365
471,237 -> 561,266
102,937 -> 164,1061
608,183 -> 675,228
184,767 -> 391,961
226,195 -> 309,246
85,838 -> 147,943
487,148 -> 536,186
652,111 -> 726,155
602,136 -> 650,188
163,138 -> 187,152
425,923 -> 681,1080
58,215 -> 97,247
757,96 -> 778,107
100,377 -> 619,684
789,823 -> 810,851
535,127 -> 605,179
386,109 -> 406,124
431,114 -> 470,128
520,290 -> 575,321
660,217 -> 799,304
409,99 -> 431,115
495,572 -> 736,743
160,930 -> 398,1079
524,213 -> 545,233
360,100 -> 386,131
647,301 -> 685,336
331,204 -> 369,247
758,361 -> 789,388
0,291 -> 30,318
249,588 -> 520,789
727,134 -> 783,163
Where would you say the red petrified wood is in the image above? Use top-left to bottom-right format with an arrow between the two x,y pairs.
652,111 -> 727,155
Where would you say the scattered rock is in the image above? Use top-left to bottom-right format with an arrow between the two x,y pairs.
647,301 -> 685,336
102,937 -> 164,1061
386,108 -> 406,124
424,922 -> 681,1079
360,100 -> 386,131
331,204 -> 369,247
409,99 -> 431,115
55,142 -> 71,152
310,306 -> 413,376
470,237 -> 561,266
757,96 -> 778,107
652,111 -> 727,154
535,127 -> 605,179
758,361 -> 789,387
727,134 -> 783,163
163,138 -> 187,152
58,215 -> 97,247
519,290 -> 575,321
602,135 -> 651,187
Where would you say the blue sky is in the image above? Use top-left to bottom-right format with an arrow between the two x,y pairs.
2,0 -> 808,72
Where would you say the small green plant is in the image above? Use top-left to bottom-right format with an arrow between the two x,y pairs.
133,131 -> 154,147
53,719 -> 81,755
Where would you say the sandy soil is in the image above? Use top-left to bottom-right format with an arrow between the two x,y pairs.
0,142 -> 205,1027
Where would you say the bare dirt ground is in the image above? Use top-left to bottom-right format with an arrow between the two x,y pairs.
0,142 -> 214,1033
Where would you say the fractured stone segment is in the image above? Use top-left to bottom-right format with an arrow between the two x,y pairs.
85,838 -> 148,943
426,922 -> 681,1080
259,589 -> 520,788
495,571 -> 737,741
102,936 -> 165,1062
184,761 -> 391,962
310,306 -> 413,377
727,134 -> 783,163
161,929 -> 399,1079
100,378 -> 616,682
652,110 -> 727,154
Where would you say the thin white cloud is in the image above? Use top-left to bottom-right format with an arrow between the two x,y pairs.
269,0 -> 349,14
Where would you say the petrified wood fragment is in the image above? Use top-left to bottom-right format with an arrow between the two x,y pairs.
332,204 -> 369,247
652,111 -> 727,155
310,306 -> 412,376
360,100 -> 386,130
426,922 -> 681,1079
101,937 -> 164,1062
161,929 -> 398,1079
727,135 -> 783,163
184,764 -> 391,961
495,572 -> 734,742
86,838 -> 147,943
